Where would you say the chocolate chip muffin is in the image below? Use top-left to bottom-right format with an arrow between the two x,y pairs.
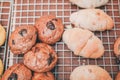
23,43 -> 57,72
32,72 -> 55,80
1,63 -> 32,80
9,25 -> 37,54
35,15 -> 64,44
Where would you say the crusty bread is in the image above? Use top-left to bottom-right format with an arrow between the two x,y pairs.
70,65 -> 112,80
69,0 -> 109,8
70,9 -> 114,31
63,28 -> 104,58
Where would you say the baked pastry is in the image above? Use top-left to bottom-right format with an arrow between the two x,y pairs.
115,71 -> 120,80
1,63 -> 32,80
114,38 -> 120,56
23,43 -> 57,72
0,59 -> 3,77
114,38 -> 120,64
69,0 -> 109,8
9,25 -> 37,54
70,65 -> 112,80
70,9 -> 114,31
35,15 -> 64,44
32,72 -> 55,80
0,24 -> 6,46
62,28 -> 104,58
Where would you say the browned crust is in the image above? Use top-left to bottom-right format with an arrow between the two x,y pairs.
115,71 -> 120,80
24,43 -> 58,72
32,72 -> 55,80
1,63 -> 32,80
114,38 -> 120,56
8,25 -> 37,54
35,15 -> 64,44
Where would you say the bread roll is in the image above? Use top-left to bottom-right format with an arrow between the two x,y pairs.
70,65 -> 112,80
0,59 -> 3,77
0,24 -> 6,46
63,28 -> 104,58
70,9 -> 114,31
69,0 -> 109,8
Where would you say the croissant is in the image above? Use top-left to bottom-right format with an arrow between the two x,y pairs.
63,28 -> 104,58
70,9 -> 114,31
69,0 -> 109,8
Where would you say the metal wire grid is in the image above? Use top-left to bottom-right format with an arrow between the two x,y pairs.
5,0 -> 120,80
0,0 -> 12,68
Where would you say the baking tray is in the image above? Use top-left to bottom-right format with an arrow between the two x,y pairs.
4,0 -> 120,80
0,0 -> 12,70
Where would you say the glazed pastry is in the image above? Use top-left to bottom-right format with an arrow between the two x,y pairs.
70,65 -> 112,80
63,28 -> 104,58
0,24 -> 6,46
35,15 -> 64,44
1,63 -> 32,80
115,71 -> 120,80
9,25 -> 37,54
23,43 -> 57,72
70,9 -> 114,31
69,0 -> 109,8
32,72 -> 55,80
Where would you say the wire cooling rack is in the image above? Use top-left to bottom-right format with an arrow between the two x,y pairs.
4,0 -> 120,80
0,0 -> 12,68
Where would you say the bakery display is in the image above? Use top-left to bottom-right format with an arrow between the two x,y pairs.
1,63 -> 32,80
63,28 -> 104,58
70,65 -> 112,80
9,25 -> 37,54
114,38 -> 120,56
70,9 -> 114,31
115,71 -> 120,80
32,72 -> 55,80
0,0 -> 118,80
23,43 -> 57,72
0,24 -> 6,46
35,15 -> 64,44
69,0 -> 109,8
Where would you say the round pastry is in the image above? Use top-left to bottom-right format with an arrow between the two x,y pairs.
35,15 -> 64,44
32,72 -> 55,80
70,65 -> 112,80
0,24 -> 6,46
9,25 -> 37,54
115,71 -> 120,80
0,59 -> 3,77
114,38 -> 120,56
23,43 -> 57,72
1,63 -> 32,80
